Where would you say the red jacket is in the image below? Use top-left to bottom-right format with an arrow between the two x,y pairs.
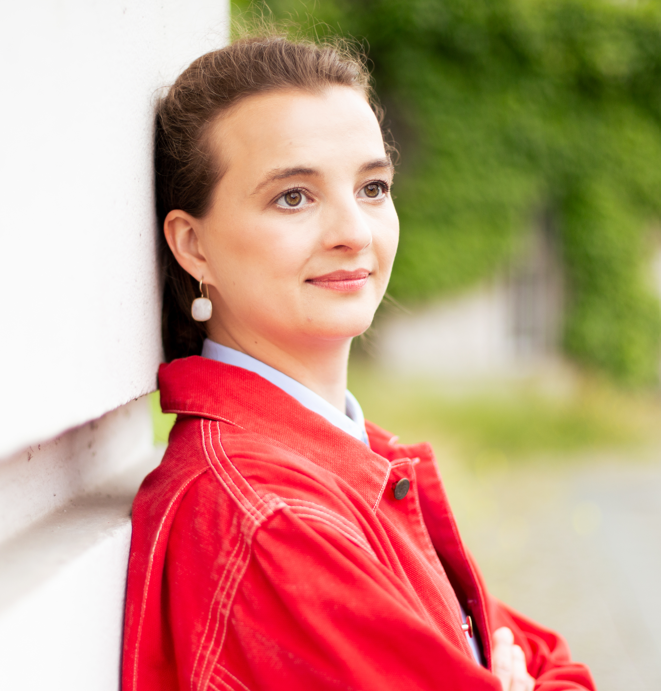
122,356 -> 596,691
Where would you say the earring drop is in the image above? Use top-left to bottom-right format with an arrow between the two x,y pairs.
191,278 -> 212,322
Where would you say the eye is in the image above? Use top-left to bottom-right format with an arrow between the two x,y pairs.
275,189 -> 308,209
360,181 -> 388,200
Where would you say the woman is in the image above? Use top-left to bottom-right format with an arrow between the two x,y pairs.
123,34 -> 596,691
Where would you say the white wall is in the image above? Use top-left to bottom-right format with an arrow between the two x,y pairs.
0,2 -> 229,688
0,399 -> 161,691
0,0 -> 229,458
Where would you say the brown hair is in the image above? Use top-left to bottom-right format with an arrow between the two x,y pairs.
155,32 -> 385,362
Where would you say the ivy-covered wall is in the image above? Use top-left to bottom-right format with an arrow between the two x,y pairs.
234,0 -> 661,385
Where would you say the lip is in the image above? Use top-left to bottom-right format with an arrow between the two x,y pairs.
306,269 -> 371,293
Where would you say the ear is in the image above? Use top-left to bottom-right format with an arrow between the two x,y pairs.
163,209 -> 211,285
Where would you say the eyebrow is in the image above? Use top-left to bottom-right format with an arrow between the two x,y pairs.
251,157 -> 393,196
358,157 -> 394,175
251,167 -> 318,196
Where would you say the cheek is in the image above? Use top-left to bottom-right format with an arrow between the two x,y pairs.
375,211 -> 400,270
211,215 -> 312,288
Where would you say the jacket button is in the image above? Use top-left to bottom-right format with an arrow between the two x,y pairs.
392,478 -> 410,500
462,615 -> 474,638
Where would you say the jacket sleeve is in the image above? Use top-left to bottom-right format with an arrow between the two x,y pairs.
175,506 -> 504,691
487,596 -> 597,691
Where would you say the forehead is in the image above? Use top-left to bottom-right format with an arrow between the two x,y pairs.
209,86 -> 386,181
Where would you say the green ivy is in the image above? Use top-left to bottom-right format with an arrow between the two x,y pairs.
233,0 -> 661,385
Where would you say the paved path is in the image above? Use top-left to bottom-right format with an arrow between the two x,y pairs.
441,449 -> 661,691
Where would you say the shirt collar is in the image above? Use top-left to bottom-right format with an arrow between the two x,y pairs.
201,339 -> 369,445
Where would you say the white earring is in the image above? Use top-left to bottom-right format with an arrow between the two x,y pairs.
191,278 -> 212,322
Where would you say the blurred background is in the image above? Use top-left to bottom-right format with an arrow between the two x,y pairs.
161,1 -> 661,687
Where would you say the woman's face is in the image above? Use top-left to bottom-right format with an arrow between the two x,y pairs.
175,86 -> 398,355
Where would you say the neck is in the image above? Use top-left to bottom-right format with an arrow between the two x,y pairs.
206,325 -> 351,414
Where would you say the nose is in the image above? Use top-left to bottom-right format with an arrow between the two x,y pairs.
322,193 -> 373,253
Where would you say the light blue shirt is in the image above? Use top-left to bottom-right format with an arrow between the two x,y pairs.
201,339 -> 369,445
201,338 -> 481,665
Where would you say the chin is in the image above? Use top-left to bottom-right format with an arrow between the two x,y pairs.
303,309 -> 376,342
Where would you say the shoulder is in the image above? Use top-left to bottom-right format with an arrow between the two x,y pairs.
185,417 -> 378,545
134,414 -> 378,552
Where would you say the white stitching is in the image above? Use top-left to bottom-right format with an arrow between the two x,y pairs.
213,422 -> 271,519
201,420 -> 262,525
402,464 -> 468,647
372,462 -> 392,513
288,509 -> 376,557
131,468 -> 208,691
212,667 -> 251,691
280,498 -> 363,530
199,540 -> 253,691
197,538 -> 249,689
279,498 -> 375,555
207,420 -> 264,521
191,536 -> 242,690
288,507 -> 369,548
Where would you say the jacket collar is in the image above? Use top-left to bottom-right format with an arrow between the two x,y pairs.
200,339 -> 368,444
159,356 -> 399,511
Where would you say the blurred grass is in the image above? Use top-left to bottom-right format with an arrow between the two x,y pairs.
149,366 -> 661,462
347,363 -> 661,467
149,390 -> 176,445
